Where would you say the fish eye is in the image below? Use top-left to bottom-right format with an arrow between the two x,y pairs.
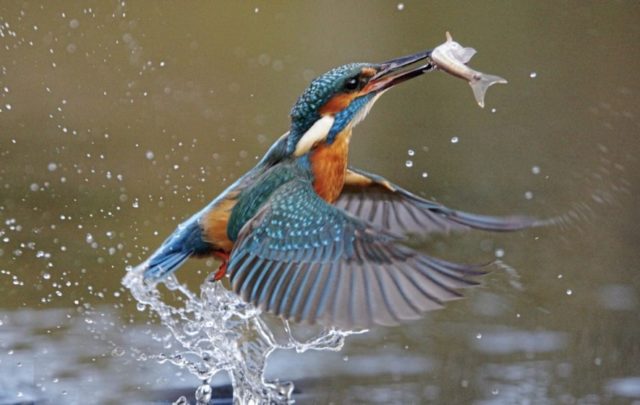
344,76 -> 359,91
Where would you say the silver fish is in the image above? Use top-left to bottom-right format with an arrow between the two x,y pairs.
430,31 -> 507,108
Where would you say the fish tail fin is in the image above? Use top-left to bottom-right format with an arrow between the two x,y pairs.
469,73 -> 507,108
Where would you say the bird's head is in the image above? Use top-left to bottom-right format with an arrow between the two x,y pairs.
287,49 -> 433,156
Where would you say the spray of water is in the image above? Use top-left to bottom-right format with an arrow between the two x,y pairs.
122,267 -> 364,404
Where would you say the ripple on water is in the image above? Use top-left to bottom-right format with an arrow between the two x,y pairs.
597,284 -> 638,311
606,377 -> 640,398
470,330 -> 568,355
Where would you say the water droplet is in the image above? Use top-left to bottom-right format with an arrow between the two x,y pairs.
272,60 -> 284,71
529,72 -> 537,78
531,165 -> 540,175
69,19 -> 80,29
258,53 -> 270,66
111,347 -> 125,357
494,248 -> 505,258
48,162 -> 58,172
450,136 -> 459,144
5,104 -> 12,111
195,383 -> 212,404
396,2 -> 405,10
524,191 -> 533,200
405,160 -> 413,168
407,149 -> 415,156
476,333 -> 482,339
30,183 -> 39,192
172,396 -> 189,405
566,289 -> 573,296
145,150 -> 154,160
421,172 -> 428,178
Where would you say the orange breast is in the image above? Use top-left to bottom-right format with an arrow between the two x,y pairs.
310,129 -> 351,203
201,195 -> 238,252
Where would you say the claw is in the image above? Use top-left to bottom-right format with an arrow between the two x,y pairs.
209,251 -> 230,282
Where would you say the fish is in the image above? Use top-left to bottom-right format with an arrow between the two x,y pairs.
430,31 -> 507,108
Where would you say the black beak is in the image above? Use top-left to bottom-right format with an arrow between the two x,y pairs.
367,49 -> 434,92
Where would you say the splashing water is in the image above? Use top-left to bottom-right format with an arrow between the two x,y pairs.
122,267 -> 364,404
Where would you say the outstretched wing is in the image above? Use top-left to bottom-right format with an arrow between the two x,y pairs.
227,178 -> 484,329
335,167 -> 538,236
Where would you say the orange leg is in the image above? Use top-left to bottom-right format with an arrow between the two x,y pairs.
211,251 -> 230,281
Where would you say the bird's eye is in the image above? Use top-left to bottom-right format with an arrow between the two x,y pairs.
344,77 -> 359,91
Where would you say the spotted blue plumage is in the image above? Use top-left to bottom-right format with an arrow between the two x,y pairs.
227,174 -> 485,329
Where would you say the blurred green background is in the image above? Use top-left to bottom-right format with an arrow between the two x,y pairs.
1,1 -> 639,403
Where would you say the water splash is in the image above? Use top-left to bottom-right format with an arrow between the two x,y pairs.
122,267 -> 364,404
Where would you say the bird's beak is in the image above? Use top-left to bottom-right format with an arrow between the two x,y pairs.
365,49 -> 434,93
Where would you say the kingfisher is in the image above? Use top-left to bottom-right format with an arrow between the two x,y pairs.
136,49 -> 533,329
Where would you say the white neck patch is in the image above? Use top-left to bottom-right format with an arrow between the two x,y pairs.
350,90 -> 387,129
294,115 -> 335,156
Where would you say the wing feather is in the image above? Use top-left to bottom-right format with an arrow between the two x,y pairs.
267,261 -> 296,313
335,167 -> 539,236
228,178 -> 485,329
257,261 -> 286,307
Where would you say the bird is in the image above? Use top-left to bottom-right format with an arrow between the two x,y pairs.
135,49 -> 534,329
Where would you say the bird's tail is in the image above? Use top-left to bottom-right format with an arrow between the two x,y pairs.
134,214 -> 209,282
138,247 -> 192,281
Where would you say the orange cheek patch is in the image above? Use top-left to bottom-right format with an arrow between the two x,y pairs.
319,93 -> 357,115
361,67 -> 377,77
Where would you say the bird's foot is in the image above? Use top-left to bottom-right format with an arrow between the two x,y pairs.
208,251 -> 230,282
212,261 -> 227,281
